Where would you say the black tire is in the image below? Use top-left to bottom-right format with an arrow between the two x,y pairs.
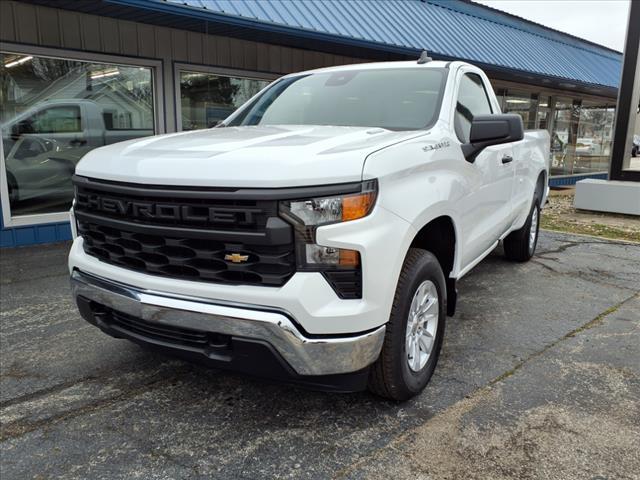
368,248 -> 447,401
504,196 -> 540,262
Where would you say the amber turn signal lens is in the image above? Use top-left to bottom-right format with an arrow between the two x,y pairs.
339,249 -> 360,266
342,191 -> 376,221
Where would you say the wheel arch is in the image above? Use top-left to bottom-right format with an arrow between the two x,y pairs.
536,169 -> 548,205
409,215 -> 458,316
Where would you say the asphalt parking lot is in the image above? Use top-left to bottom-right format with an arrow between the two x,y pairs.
1,230 -> 639,479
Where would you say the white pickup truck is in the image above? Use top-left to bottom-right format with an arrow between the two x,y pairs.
69,59 -> 549,400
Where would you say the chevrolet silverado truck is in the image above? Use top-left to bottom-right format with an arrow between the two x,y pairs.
68,59 -> 550,400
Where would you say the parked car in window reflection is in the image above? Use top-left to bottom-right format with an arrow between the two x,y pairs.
575,138 -> 602,156
2,99 -> 153,213
6,144 -> 92,205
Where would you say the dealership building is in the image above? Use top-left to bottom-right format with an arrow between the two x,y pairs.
0,0 -> 623,247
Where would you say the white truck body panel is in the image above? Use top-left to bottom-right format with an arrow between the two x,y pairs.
75,125 -> 424,188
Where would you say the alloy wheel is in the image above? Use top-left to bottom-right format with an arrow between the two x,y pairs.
405,280 -> 439,372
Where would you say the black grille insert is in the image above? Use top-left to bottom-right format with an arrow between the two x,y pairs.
74,176 -> 295,287
88,301 -> 231,352
322,270 -> 362,299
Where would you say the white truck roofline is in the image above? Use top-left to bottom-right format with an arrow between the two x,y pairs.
281,59 -> 456,78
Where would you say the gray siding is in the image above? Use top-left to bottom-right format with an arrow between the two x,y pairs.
0,0 -> 368,132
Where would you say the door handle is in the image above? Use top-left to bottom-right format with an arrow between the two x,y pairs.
501,155 -> 513,164
70,139 -> 87,147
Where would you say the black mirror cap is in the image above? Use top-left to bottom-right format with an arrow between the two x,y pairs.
462,114 -> 524,162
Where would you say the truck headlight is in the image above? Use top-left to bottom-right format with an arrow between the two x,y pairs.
283,188 -> 376,227
280,180 -> 377,227
279,180 -> 377,269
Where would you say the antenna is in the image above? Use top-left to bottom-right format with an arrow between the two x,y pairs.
417,50 -> 432,64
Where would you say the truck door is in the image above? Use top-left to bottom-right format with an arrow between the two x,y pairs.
453,72 -> 515,268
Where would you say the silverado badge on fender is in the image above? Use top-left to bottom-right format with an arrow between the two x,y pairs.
225,253 -> 249,263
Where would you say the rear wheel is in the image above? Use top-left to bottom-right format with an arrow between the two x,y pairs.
504,195 -> 540,262
368,248 -> 446,401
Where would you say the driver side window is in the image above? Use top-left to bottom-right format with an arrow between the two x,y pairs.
455,73 -> 493,143
31,106 -> 82,134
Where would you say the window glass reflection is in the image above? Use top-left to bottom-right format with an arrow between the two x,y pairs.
179,71 -> 269,130
1,53 -> 155,217
475,83 -> 617,176
575,101 -> 615,173
536,96 -> 550,130
455,73 -> 493,143
503,90 -> 537,129
550,98 -> 579,176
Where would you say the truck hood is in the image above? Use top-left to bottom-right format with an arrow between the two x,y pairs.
75,125 -> 424,187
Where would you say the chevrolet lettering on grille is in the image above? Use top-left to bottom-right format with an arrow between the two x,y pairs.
77,193 -> 260,225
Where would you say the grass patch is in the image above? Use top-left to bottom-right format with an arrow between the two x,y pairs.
540,217 -> 640,242
542,191 -> 640,243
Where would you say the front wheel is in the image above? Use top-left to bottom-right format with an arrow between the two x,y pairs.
368,248 -> 446,401
504,197 -> 540,262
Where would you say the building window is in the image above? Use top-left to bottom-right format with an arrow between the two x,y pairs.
503,90 -> 538,129
1,52 -> 155,219
487,81 -> 618,176
548,98 -> 614,176
178,70 -> 269,131
536,95 -> 550,130
575,100 -> 615,174
549,97 -> 580,176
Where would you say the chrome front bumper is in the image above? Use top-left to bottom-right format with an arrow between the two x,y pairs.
70,270 -> 385,376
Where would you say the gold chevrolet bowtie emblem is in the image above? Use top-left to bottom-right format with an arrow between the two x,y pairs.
224,253 -> 249,263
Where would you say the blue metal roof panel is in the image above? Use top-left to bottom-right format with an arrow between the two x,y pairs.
147,0 -> 621,89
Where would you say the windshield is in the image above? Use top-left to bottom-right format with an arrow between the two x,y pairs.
227,68 -> 446,131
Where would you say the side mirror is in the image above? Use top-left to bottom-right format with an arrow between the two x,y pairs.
462,114 -> 524,162
10,123 -> 21,140
11,120 -> 34,140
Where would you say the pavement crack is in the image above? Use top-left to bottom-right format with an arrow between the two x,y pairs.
488,293 -> 637,386
537,239 -> 635,258
530,258 -> 637,291
536,240 -> 584,256
0,367 -> 192,442
0,375 -> 98,409
539,230 -> 639,247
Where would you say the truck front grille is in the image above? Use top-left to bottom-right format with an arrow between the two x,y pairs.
73,176 -> 295,287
